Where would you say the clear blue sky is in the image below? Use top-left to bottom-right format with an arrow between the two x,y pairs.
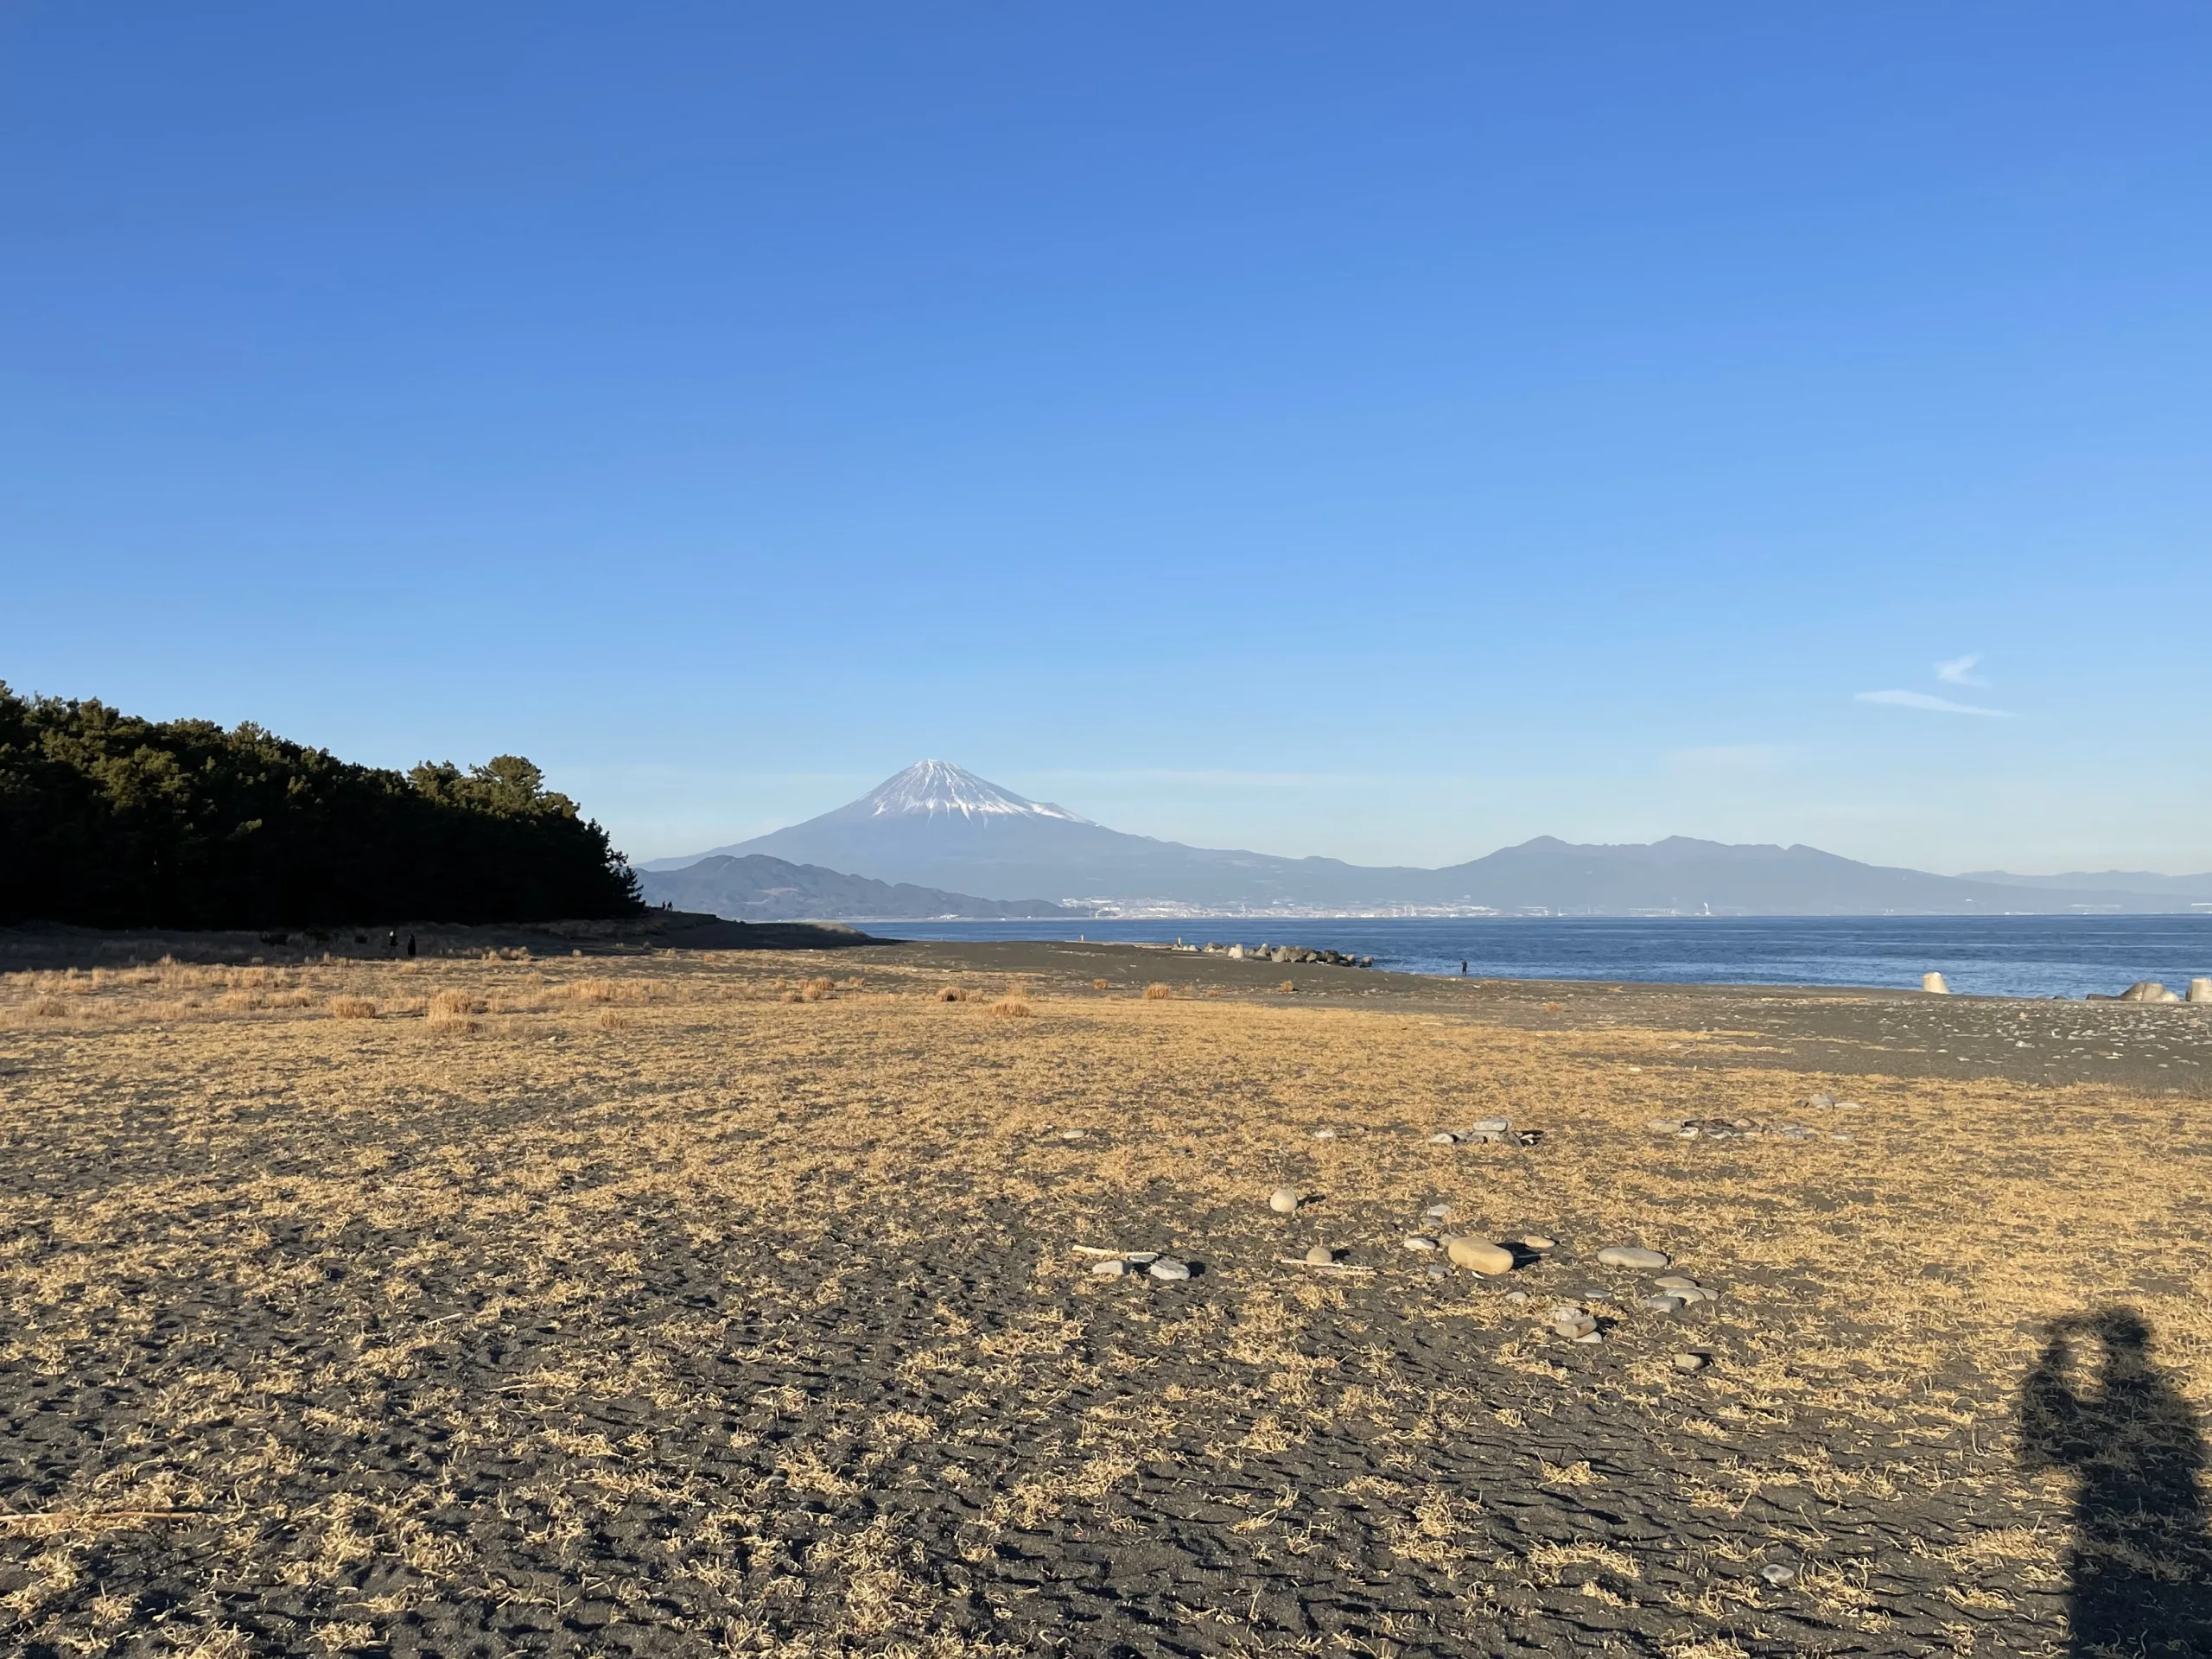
5,4 -> 2208,874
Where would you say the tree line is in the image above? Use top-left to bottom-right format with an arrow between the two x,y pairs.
0,683 -> 640,928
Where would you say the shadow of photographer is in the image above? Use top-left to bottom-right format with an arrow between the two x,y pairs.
2021,1307 -> 2212,1656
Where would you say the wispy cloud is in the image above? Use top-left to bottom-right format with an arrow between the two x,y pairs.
1855,689 -> 2015,717
1935,653 -> 1986,686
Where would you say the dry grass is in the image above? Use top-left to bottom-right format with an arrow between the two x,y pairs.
0,947 -> 2203,1654
1091,978 -> 1109,991
991,991 -> 1033,1019
1142,982 -> 1172,1001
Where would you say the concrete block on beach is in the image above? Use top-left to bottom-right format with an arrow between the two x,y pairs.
1922,972 -> 1950,995
2191,978 -> 2212,1005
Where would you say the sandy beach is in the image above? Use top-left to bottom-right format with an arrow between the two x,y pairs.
4,930 -> 2210,1656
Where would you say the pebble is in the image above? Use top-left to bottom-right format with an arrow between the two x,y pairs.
1304,1244 -> 1335,1266
1268,1186 -> 1301,1214
1503,1289 -> 1530,1302
1521,1235 -> 1556,1249
1640,1294 -> 1685,1313
1060,1128 -> 1087,1140
1808,1092 -> 1835,1109
1760,1564 -> 1796,1587
1596,1246 -> 1670,1269
1424,1265 -> 1447,1280
1649,1117 -> 1685,1133
1447,1238 -> 1516,1275
1468,1117 -> 1511,1134
1090,1259 -> 1128,1278
1147,1258 -> 1192,1281
1573,1332 -> 1603,1344
1428,1131 -> 1459,1145
1653,1274 -> 1696,1290
1674,1352 -> 1708,1372
1403,1235 -> 1439,1251
1312,1128 -> 1337,1139
1422,1204 -> 1452,1220
1123,1251 -> 1159,1264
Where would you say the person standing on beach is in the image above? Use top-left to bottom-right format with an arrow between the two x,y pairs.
1460,961 -> 1468,975
405,933 -> 416,958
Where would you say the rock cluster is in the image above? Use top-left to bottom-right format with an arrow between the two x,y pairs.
1428,1117 -> 1541,1147
1205,942 -> 1376,967
1649,1116 -> 1832,1141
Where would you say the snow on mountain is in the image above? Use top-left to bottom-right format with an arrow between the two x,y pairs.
850,760 -> 1093,824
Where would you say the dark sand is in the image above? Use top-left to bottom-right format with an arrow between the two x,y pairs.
4,925 -> 2210,1657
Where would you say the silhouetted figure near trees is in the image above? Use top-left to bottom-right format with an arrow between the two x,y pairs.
2020,1308 -> 2212,1655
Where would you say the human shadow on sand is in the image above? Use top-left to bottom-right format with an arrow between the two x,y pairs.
2020,1307 -> 2212,1656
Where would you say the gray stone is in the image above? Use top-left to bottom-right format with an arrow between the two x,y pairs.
1760,1564 -> 1796,1587
1596,1246 -> 1671,1269
1427,1131 -> 1459,1145
1673,1352 -> 1708,1372
1640,1294 -> 1685,1313
1403,1235 -> 1438,1251
1090,1259 -> 1128,1278
1422,1204 -> 1452,1219
1147,1258 -> 1192,1281
1468,1118 -> 1511,1134
1123,1251 -> 1159,1264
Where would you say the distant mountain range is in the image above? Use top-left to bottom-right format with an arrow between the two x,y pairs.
644,761 -> 2212,918
1960,869 -> 2212,899
636,853 -> 1088,921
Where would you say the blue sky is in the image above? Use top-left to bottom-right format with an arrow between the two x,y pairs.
5,4 -> 2208,873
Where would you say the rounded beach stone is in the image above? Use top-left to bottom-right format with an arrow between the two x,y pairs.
1403,1235 -> 1438,1251
1640,1294 -> 1684,1313
1573,1331 -> 1603,1344
1422,1204 -> 1452,1219
1654,1275 -> 1696,1290
1268,1186 -> 1300,1214
1304,1244 -> 1334,1266
1468,1118 -> 1510,1134
1521,1235 -> 1556,1249
1090,1258 -> 1128,1278
1761,1564 -> 1796,1587
1447,1238 -> 1516,1275
1147,1258 -> 1192,1281
1123,1251 -> 1159,1264
1427,1131 -> 1459,1145
1595,1246 -> 1670,1269
1673,1352 -> 1708,1372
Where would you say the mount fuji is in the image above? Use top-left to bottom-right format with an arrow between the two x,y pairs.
642,761 -> 2202,915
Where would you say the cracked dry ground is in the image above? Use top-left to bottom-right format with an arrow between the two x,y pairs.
4,953 -> 2211,1657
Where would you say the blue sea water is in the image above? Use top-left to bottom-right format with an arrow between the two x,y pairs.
879,915 -> 2212,1000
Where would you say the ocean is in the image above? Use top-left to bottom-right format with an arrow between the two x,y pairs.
876,914 -> 2212,1000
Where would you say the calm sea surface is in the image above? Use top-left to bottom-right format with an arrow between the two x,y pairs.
879,915 -> 2212,1000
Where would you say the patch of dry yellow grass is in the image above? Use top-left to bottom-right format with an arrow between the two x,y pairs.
0,945 -> 2202,1652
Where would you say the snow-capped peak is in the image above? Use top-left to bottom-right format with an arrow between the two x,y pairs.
857,760 -> 1093,824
